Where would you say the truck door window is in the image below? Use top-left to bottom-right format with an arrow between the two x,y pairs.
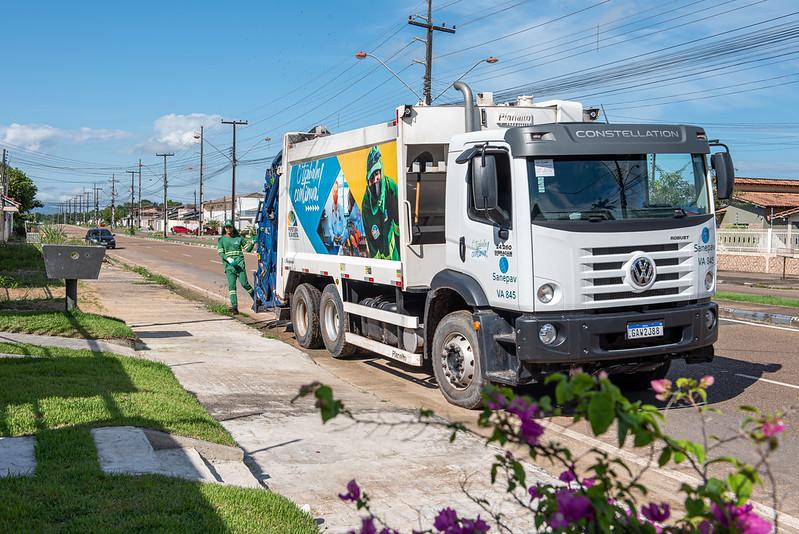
406,145 -> 448,245
467,151 -> 512,228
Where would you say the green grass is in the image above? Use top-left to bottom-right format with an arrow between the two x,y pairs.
715,291 -> 799,309
128,265 -> 178,290
0,243 -> 61,288
206,302 -> 233,316
0,310 -> 135,340
0,343 -> 317,532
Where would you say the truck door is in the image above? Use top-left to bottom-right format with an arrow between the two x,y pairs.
446,143 -> 520,310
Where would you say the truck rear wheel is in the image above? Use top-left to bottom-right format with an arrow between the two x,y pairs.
319,284 -> 357,358
290,283 -> 323,349
432,310 -> 485,409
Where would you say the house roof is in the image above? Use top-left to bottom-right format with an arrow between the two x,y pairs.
735,177 -> 799,187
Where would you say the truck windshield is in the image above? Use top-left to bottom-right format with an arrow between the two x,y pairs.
527,153 -> 709,221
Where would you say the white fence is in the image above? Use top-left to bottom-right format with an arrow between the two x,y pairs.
717,228 -> 799,253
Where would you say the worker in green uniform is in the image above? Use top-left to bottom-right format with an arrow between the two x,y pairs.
361,145 -> 400,260
217,219 -> 254,314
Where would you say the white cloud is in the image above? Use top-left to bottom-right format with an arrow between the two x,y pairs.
0,123 -> 129,151
145,113 -> 222,151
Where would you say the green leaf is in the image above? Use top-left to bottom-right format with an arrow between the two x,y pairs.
555,379 -> 572,405
617,418 -> 629,448
728,473 -> 753,502
657,448 -> 672,467
685,497 -> 705,517
512,461 -> 527,488
704,477 -> 726,498
588,390 -> 615,435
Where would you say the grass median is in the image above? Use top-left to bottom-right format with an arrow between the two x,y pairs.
715,290 -> 799,309
0,310 -> 135,340
0,342 -> 317,533
0,243 -> 58,289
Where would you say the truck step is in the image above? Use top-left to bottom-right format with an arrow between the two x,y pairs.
485,370 -> 519,385
493,332 -> 517,347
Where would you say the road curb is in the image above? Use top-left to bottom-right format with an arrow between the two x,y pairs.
717,303 -> 799,328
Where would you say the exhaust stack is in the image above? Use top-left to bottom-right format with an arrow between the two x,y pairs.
453,81 -> 477,133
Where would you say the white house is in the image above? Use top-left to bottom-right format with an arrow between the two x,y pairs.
1,196 -> 20,242
202,193 -> 261,230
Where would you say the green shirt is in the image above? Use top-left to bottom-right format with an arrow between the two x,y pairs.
217,234 -> 254,270
361,177 -> 400,261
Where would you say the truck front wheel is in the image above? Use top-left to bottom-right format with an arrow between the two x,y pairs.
432,310 -> 485,409
319,284 -> 357,358
290,283 -> 323,349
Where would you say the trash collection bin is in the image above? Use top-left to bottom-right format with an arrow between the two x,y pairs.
41,245 -> 106,311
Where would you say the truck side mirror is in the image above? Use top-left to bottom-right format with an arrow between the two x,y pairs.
471,154 -> 499,214
711,152 -> 735,200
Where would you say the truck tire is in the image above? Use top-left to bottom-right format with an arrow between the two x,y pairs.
290,283 -> 323,349
614,360 -> 671,391
319,284 -> 357,358
432,310 -> 485,409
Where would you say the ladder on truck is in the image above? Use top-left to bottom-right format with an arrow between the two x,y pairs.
251,151 -> 283,312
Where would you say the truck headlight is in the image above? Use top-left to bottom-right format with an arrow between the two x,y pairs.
537,284 -> 555,303
538,323 -> 558,345
704,271 -> 714,290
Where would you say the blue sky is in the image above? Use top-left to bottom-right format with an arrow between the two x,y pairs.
2,0 -> 798,212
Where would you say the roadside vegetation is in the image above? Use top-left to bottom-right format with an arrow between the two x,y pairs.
0,342 -> 317,533
715,290 -> 799,309
0,243 -> 57,288
128,265 -> 178,290
206,302 -> 234,316
0,310 -> 135,340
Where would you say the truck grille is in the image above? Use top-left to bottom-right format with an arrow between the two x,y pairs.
580,242 -> 694,307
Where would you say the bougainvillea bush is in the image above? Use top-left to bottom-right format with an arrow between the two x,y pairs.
297,373 -> 786,534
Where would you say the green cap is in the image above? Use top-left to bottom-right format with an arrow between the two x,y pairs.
223,219 -> 234,228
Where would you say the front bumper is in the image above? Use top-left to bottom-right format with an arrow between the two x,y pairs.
515,301 -> 718,364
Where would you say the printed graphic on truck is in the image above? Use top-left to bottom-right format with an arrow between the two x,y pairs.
288,141 -> 400,260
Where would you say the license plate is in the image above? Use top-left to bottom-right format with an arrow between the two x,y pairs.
626,321 -> 664,339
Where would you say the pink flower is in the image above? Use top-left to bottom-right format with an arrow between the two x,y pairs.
549,489 -> 594,529
559,469 -> 576,483
339,479 -> 361,502
434,508 -> 459,531
762,419 -> 785,437
711,502 -> 771,534
528,485 -> 541,500
650,378 -> 673,401
581,477 -> 596,489
650,379 -> 672,394
699,375 -> 715,388
641,502 -> 671,523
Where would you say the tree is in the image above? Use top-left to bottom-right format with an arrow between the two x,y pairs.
650,166 -> 694,207
6,166 -> 43,213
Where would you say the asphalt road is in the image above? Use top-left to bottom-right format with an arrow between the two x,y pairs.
77,229 -> 799,520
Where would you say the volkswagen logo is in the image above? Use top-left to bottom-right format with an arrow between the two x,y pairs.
628,255 -> 656,290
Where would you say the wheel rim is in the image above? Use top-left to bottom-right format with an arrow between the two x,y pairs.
295,298 -> 308,338
440,332 -> 475,390
323,300 -> 339,339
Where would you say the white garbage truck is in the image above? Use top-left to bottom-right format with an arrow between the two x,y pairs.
252,82 -> 735,408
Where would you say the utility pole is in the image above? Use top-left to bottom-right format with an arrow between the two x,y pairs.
196,126 -> 204,233
137,159 -> 142,228
84,189 -> 91,225
408,0 -> 456,105
156,153 -> 174,238
110,174 -> 118,229
126,170 -> 136,228
93,184 -> 102,224
1,149 -> 7,240
221,119 -> 247,228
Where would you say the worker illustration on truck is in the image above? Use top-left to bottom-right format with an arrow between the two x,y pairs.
217,219 -> 255,314
361,145 -> 400,261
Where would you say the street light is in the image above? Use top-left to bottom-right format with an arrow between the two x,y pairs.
431,57 -> 499,103
355,51 -> 423,102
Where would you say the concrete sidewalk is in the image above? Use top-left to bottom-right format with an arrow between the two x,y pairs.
87,264 -> 552,532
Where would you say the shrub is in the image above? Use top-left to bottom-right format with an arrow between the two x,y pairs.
297,374 -> 784,533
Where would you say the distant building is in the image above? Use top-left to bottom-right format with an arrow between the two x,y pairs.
720,177 -> 799,229
202,193 -> 261,230
1,195 -> 20,242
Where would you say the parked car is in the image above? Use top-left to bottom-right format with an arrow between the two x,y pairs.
170,226 -> 197,235
85,228 -> 116,249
